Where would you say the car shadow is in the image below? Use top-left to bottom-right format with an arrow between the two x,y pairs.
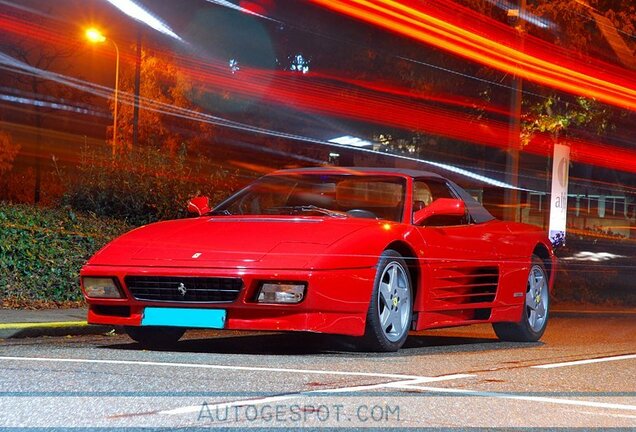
398,335 -> 543,356
99,331 -> 542,357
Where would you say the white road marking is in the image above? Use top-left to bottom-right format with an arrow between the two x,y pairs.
159,375 -> 473,416
532,354 -> 636,369
576,410 -> 636,420
0,356 -> 475,419
0,355 -> 440,380
396,384 -> 636,412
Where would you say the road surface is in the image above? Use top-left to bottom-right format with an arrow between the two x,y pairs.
1,313 -> 634,429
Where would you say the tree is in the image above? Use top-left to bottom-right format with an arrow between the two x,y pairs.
521,96 -> 613,143
520,0 -> 634,158
0,131 -> 19,174
113,48 -> 214,155
0,130 -> 21,201
0,19 -> 77,203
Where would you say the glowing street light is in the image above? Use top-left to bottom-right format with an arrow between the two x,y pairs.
85,27 -> 120,155
85,28 -> 106,43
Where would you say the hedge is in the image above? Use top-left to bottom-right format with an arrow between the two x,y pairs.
60,145 -> 240,227
0,203 -> 131,303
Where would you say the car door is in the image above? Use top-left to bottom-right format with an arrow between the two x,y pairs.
413,178 -> 509,322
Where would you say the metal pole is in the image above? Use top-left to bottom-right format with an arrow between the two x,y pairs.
132,29 -> 141,150
504,0 -> 526,222
504,75 -> 522,222
111,40 -> 120,156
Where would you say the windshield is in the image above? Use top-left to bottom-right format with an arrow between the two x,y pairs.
213,174 -> 406,222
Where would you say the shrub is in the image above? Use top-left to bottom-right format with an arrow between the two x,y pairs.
60,144 -> 240,226
0,203 -> 132,303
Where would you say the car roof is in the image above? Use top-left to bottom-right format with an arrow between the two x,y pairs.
269,167 -> 445,179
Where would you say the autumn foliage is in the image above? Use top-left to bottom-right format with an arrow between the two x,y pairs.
112,48 -> 214,155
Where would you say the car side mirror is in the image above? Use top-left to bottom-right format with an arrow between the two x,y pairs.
413,198 -> 465,225
187,196 -> 211,216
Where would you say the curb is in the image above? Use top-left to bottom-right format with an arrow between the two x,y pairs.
0,321 -> 115,339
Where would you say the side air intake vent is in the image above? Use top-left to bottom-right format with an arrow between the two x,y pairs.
432,266 -> 499,305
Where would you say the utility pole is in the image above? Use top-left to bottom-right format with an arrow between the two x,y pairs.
112,40 -> 120,156
132,28 -> 142,150
504,0 -> 526,222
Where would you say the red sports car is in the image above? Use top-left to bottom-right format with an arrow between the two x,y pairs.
81,167 -> 555,351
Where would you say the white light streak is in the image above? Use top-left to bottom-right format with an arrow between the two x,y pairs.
204,0 -> 280,22
486,0 -> 554,29
104,0 -> 182,41
0,51 -> 537,191
329,135 -> 373,148
562,251 -> 627,262
0,94 -> 107,117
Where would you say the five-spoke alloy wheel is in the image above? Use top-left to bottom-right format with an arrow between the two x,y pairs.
493,255 -> 550,342
362,249 -> 413,351
526,263 -> 549,333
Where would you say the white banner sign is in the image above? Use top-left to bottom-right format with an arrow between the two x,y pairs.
548,143 -> 570,247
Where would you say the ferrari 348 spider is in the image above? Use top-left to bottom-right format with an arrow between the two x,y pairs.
81,167 -> 555,351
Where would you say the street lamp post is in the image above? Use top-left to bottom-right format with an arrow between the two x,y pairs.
86,28 -> 120,156
503,0 -> 526,223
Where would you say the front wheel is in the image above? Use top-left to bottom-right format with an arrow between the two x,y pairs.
493,255 -> 550,342
360,249 -> 413,352
124,326 -> 186,349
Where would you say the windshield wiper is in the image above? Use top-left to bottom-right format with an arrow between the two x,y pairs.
267,205 -> 349,218
209,209 -> 232,215
302,205 -> 349,218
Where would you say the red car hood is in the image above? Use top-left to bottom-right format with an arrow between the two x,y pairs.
87,216 -> 373,269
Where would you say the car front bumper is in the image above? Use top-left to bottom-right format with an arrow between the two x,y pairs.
81,265 -> 376,336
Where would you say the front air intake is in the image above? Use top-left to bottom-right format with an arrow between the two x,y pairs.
125,276 -> 243,303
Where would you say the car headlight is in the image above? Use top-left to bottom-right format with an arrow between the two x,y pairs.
82,277 -> 123,299
256,282 -> 306,304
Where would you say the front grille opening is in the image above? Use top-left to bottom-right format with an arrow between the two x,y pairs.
92,305 -> 131,317
125,276 -> 243,303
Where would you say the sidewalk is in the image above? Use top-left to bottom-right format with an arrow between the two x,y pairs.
0,306 -> 634,339
0,308 -> 113,339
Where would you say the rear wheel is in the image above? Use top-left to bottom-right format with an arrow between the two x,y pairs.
493,255 -> 549,342
124,326 -> 186,349
360,249 -> 413,352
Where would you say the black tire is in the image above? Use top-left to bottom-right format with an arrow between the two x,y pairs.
360,249 -> 413,352
493,255 -> 550,342
124,326 -> 186,349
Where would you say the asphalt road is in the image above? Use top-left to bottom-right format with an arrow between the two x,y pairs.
1,314 -> 634,429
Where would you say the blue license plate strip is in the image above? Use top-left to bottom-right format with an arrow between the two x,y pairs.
141,307 -> 226,328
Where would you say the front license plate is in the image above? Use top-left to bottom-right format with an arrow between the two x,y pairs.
141,307 -> 226,328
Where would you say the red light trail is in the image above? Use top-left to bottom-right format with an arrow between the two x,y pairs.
175,56 -> 636,174
1,4 -> 636,175
309,0 -> 636,112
